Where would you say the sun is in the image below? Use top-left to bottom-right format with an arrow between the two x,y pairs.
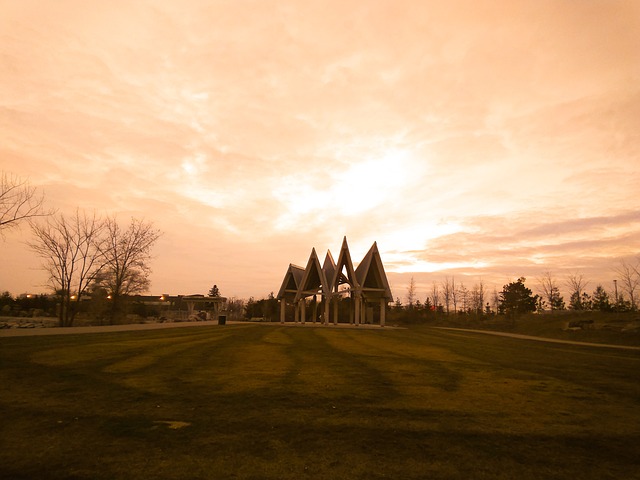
272,145 -> 420,230
336,148 -> 413,215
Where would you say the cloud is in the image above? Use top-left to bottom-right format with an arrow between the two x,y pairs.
390,211 -> 640,282
1,0 -> 639,298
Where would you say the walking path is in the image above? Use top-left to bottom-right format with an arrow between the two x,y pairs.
433,327 -> 640,351
0,320 -> 222,337
0,319 -> 393,337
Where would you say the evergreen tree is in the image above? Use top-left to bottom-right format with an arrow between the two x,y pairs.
549,286 -> 565,310
394,297 -> 403,310
570,291 -> 593,310
499,277 -> 539,316
592,285 -> 611,312
423,297 -> 433,312
569,292 -> 582,310
208,284 -> 221,297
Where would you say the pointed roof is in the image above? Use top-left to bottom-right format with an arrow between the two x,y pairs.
331,236 -> 359,292
276,263 -> 306,300
295,248 -> 329,301
355,242 -> 393,300
322,250 -> 336,291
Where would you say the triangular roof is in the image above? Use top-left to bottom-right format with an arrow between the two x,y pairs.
331,236 -> 359,293
295,248 -> 329,301
355,242 -> 393,300
322,250 -> 336,291
276,263 -> 305,300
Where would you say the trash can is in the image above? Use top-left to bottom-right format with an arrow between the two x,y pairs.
218,315 -> 226,325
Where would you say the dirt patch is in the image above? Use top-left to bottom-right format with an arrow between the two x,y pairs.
153,421 -> 191,430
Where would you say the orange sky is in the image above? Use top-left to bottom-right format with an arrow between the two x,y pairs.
1,0 -> 639,301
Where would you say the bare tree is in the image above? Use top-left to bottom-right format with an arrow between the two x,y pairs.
97,217 -> 162,323
430,281 -> 440,311
406,276 -> 416,308
29,210 -> 106,327
566,273 -> 589,310
538,271 -> 565,311
470,284 -> 479,313
1,171 -> 50,233
226,297 -> 245,319
441,277 -> 452,314
491,286 -> 500,314
470,279 -> 485,314
450,276 -> 458,313
615,258 -> 640,311
458,282 -> 469,313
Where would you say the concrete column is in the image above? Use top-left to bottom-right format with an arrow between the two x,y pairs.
354,296 -> 360,326
324,296 -> 330,326
300,299 -> 306,324
280,299 -> 286,324
312,296 -> 318,324
379,299 -> 386,327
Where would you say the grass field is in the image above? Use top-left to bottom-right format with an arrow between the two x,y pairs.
427,311 -> 640,347
1,324 -> 639,479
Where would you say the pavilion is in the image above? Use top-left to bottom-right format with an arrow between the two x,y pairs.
276,237 -> 393,327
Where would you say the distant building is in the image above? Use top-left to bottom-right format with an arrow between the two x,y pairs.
133,294 -> 227,321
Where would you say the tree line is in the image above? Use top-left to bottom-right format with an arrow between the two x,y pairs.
400,265 -> 639,320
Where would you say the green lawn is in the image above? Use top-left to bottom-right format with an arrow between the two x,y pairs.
1,324 -> 639,479
427,311 -> 640,347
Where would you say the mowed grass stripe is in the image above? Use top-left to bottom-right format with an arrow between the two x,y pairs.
1,324 -> 639,480
421,327 -> 640,401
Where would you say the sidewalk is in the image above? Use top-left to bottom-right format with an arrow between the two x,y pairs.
0,320 -> 221,337
0,319 -> 395,337
433,327 -> 640,351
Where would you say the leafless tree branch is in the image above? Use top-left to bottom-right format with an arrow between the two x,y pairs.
0,171 -> 52,233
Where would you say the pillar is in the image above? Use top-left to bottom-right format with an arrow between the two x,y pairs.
280,299 -> 286,324
324,295 -> 330,326
379,299 -> 386,327
312,296 -> 318,324
300,299 -> 306,324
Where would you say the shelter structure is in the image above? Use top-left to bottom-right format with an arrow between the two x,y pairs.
276,237 -> 393,327
153,294 -> 227,321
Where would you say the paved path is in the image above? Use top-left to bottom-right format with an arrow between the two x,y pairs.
0,320 -> 393,337
433,327 -> 640,351
0,320 -> 222,337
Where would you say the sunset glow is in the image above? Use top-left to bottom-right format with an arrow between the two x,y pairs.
1,0 -> 639,300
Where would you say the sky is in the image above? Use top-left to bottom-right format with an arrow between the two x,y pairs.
1,0 -> 639,302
